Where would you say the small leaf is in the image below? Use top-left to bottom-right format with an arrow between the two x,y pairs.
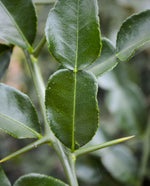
0,83 -> 41,139
116,10 -> 150,61
45,0 -> 101,70
0,0 -> 37,52
45,69 -> 99,150
13,173 -> 68,186
88,38 -> 118,77
0,44 -> 11,79
0,166 -> 11,186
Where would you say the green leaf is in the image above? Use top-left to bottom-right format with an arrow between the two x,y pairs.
116,10 -> 150,61
0,166 -> 11,186
45,0 -> 101,70
88,38 -> 118,77
0,44 -> 11,79
45,69 -> 99,151
0,0 -> 37,52
13,173 -> 68,186
0,83 -> 41,139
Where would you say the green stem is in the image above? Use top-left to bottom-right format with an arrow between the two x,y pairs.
75,135 -> 135,157
138,121 -> 150,186
24,50 -> 78,186
52,141 -> 78,186
33,36 -> 46,58
0,136 -> 50,163
24,50 -> 50,134
34,0 -> 56,5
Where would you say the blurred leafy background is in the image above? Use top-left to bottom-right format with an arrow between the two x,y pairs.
0,0 -> 150,185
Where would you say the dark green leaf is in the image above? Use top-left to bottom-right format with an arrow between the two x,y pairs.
13,173 -> 68,186
0,44 -> 11,79
45,0 -> 101,70
0,83 -> 41,139
116,10 -> 150,61
88,38 -> 118,77
46,69 -> 99,150
0,166 -> 11,186
0,0 -> 37,52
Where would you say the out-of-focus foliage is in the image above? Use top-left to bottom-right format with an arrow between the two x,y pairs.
0,0 -> 150,186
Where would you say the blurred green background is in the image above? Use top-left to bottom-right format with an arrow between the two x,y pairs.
0,0 -> 150,185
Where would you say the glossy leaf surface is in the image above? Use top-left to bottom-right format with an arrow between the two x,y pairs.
45,0 -> 101,70
46,69 -> 99,150
0,166 -> 11,186
0,44 -> 11,79
14,173 -> 68,186
0,84 -> 41,138
116,10 -> 150,61
0,0 -> 37,51
88,38 -> 118,77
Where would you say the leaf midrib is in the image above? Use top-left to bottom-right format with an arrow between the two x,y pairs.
0,1 -> 32,50
71,0 -> 80,151
0,112 -> 41,138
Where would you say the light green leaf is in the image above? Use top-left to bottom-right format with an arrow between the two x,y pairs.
13,173 -> 68,186
0,166 -> 11,186
45,0 -> 101,70
0,44 -> 11,79
45,69 -> 99,151
88,38 -> 118,77
0,83 -> 41,139
0,0 -> 37,52
116,10 -> 150,61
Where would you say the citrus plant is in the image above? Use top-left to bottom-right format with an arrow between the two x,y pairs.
0,0 -> 150,185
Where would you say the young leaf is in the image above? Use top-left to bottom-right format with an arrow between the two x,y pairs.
0,166 -> 11,186
0,83 -> 41,139
45,69 -> 99,151
13,173 -> 68,186
45,0 -> 101,70
0,0 -> 37,52
116,10 -> 150,61
88,38 -> 118,77
0,44 -> 11,79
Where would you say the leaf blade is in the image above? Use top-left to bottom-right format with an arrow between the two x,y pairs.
45,69 -> 99,150
0,0 -> 37,51
88,38 -> 118,77
0,83 -> 41,139
45,0 -> 101,70
116,10 -> 150,61
0,166 -> 11,186
14,173 -> 68,186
